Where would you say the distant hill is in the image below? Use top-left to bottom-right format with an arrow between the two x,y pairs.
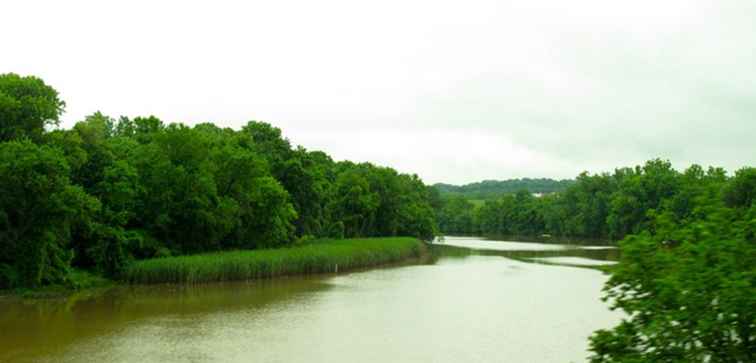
433,178 -> 574,199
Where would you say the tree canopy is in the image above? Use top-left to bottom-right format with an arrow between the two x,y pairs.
437,160 -> 745,244
589,172 -> 755,362
0,73 -> 438,288
0,73 -> 65,142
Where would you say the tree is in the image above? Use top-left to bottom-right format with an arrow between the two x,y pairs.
558,172 -> 614,239
395,174 -> 438,240
69,160 -> 141,272
589,205 -> 756,362
277,148 -> 333,237
724,167 -> 756,209
130,125 -> 230,253
232,176 -> 298,248
438,196 -> 477,235
0,73 -> 65,142
330,168 -> 379,237
0,140 -> 99,287
70,112 -> 117,189
241,121 -> 292,177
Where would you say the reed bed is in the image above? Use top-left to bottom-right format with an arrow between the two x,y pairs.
124,237 -> 424,284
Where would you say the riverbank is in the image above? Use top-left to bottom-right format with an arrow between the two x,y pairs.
440,233 -> 615,246
1,237 -> 426,297
125,237 -> 425,284
1,270 -> 114,299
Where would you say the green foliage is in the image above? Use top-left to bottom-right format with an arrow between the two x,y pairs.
330,167 -> 380,237
589,205 -> 756,362
437,196 -> 478,234
724,167 -> 756,208
242,121 -> 292,177
231,176 -> 298,248
278,148 -> 334,237
537,163 -> 756,361
0,140 -> 99,288
124,237 -> 424,284
64,269 -> 113,291
0,74 -> 439,289
86,225 -> 130,278
0,73 -> 65,142
395,174 -> 438,241
326,221 -> 345,239
444,159 -> 751,245
434,178 -> 574,199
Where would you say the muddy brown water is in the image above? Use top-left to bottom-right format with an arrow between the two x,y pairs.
0,237 -> 622,363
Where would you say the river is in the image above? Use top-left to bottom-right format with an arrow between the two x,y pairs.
0,237 -> 623,363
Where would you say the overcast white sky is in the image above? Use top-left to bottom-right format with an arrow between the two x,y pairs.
3,0 -> 755,184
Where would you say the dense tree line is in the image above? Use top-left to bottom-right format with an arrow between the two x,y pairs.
589,191 -> 755,362
438,159 -> 755,243
588,166 -> 756,362
434,178 -> 574,199
0,73 -> 438,288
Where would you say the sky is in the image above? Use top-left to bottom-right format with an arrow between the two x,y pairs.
2,0 -> 755,184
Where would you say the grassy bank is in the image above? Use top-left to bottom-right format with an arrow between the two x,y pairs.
1,270 -> 113,299
125,237 -> 425,284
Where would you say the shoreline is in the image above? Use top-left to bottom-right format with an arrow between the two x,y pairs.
437,233 -> 615,246
2,237 -> 427,298
125,237 -> 425,284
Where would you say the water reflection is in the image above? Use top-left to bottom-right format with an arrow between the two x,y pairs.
0,237 -> 622,363
0,278 -> 331,362
432,236 -> 619,268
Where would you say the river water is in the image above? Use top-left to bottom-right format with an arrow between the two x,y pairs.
0,237 -> 622,363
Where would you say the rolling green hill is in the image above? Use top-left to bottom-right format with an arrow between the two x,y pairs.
433,178 -> 574,199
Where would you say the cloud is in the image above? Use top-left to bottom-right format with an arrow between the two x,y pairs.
2,0 -> 754,184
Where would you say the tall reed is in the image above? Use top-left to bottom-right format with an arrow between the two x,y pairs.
124,237 -> 424,284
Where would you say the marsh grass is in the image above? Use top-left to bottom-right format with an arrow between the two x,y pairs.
125,237 -> 424,284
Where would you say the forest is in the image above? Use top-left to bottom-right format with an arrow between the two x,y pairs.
0,73 -> 439,289
433,178 -> 573,199
438,160 -> 756,242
